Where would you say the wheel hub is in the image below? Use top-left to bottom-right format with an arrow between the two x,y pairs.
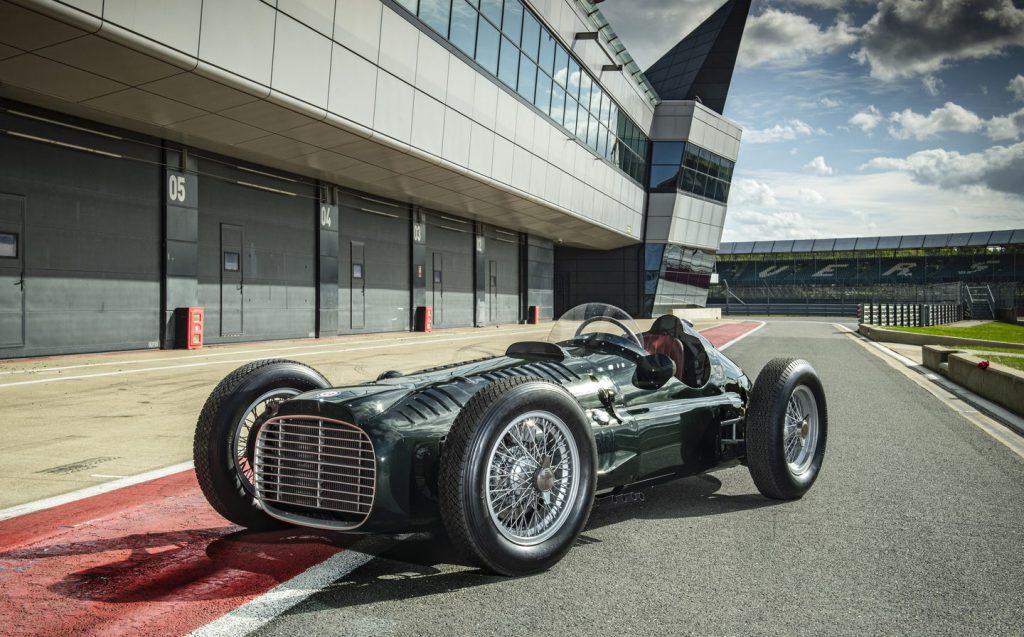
799,418 -> 809,440
535,467 -> 555,492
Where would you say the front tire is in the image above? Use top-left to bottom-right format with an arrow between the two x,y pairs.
746,358 -> 827,500
193,359 -> 330,529
439,377 -> 597,576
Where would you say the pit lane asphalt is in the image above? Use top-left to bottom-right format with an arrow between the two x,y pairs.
251,318 -> 1024,637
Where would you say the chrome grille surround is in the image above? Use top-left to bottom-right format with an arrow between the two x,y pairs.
254,415 -> 375,530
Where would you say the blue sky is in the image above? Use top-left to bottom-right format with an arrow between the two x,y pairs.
599,0 -> 1024,242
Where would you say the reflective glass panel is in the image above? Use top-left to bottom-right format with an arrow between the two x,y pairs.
517,53 -> 536,101
521,11 -> 540,60
587,115 -> 598,147
651,141 -> 684,166
534,71 -> 552,113
396,0 -> 419,14
553,45 -> 568,87
449,0 -> 478,56
475,18 -> 500,74
563,96 -> 578,132
501,0 -> 522,41
649,165 -> 679,191
550,83 -> 566,122
578,73 -> 592,116
538,32 -> 555,75
566,58 -> 581,99
479,0 -> 501,24
418,0 -> 451,37
497,35 -> 519,87
0,233 -> 16,259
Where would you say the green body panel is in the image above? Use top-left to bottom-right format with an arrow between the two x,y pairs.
270,336 -> 750,533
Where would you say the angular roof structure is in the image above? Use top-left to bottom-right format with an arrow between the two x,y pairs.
643,0 -> 752,114
718,229 -> 1024,254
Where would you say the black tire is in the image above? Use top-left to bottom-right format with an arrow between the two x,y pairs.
746,358 -> 828,500
193,359 -> 330,529
439,376 -> 597,576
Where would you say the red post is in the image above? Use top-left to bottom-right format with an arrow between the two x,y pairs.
416,306 -> 432,332
528,305 -> 540,324
187,307 -> 204,349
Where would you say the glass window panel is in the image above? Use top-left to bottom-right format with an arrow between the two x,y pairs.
223,252 -> 240,271
534,71 -> 552,113
600,92 -> 611,125
680,168 -> 696,193
563,96 -> 578,132
578,73 -> 592,116
683,145 -> 700,170
651,141 -> 684,166
566,58 -> 581,100
501,0 -> 522,42
449,0 -> 478,56
396,0 -> 419,14
720,181 -> 729,203
713,179 -> 725,203
0,232 -> 16,258
586,115 -> 598,148
575,103 -> 588,139
692,172 -> 706,197
718,159 -> 733,183
419,0 -> 452,37
480,0 -> 501,24
707,155 -> 720,178
538,31 -> 555,75
597,125 -> 608,158
553,45 -> 569,87
550,83 -> 566,122
649,165 -> 679,191
521,11 -> 540,60
497,35 -> 519,87
475,18 -> 500,74
517,53 -> 536,101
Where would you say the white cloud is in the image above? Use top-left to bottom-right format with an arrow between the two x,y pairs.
853,0 -> 1024,81
724,210 -> 822,241
888,102 -> 984,140
744,119 -> 824,143
922,75 -> 943,97
797,188 -> 827,204
738,10 -> 858,68
850,105 -> 883,132
730,178 -> 779,207
819,97 -> 841,108
861,141 -> 1024,197
803,156 -> 834,175
885,102 -> 1024,141
1009,74 -> 1024,101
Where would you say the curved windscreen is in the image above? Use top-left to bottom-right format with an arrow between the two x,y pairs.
547,303 -> 644,351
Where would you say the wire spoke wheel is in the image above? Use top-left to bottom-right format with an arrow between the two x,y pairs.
232,388 -> 301,495
485,410 -> 580,546
783,385 -> 819,476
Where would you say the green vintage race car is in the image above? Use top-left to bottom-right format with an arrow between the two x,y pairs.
194,303 -> 827,575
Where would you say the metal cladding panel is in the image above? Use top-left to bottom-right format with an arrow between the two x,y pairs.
833,238 -> 856,251
854,237 -> 879,251
0,111 -> 161,357
922,234 -> 949,248
732,241 -> 754,254
752,241 -> 774,253
811,238 -> 835,252
1010,229 -> 1024,244
718,242 -> 736,254
967,231 -> 992,246
336,194 -> 411,333
899,235 -> 925,249
791,239 -> 814,253
947,233 -> 971,247
482,227 -> 520,325
197,159 -> 317,343
771,240 -> 794,253
425,211 -> 474,328
988,229 -> 1014,244
875,236 -> 901,249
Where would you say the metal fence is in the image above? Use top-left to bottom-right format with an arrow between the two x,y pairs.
711,302 -> 860,317
858,303 -> 962,327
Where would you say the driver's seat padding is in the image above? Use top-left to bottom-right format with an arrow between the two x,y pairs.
642,333 -> 686,382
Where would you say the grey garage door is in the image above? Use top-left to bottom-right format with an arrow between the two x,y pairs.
482,226 -> 520,325
425,212 -> 473,328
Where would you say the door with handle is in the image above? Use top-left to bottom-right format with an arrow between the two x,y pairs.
220,223 -> 243,336
351,241 -> 365,330
0,194 -> 25,348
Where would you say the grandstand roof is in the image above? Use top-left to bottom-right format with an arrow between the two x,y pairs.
719,229 -> 1024,255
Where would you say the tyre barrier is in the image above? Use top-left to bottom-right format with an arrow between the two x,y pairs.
858,302 -> 962,327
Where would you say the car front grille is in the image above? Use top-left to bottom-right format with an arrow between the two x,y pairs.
254,416 -> 375,528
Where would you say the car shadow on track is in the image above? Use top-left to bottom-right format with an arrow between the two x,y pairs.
286,473 -> 783,612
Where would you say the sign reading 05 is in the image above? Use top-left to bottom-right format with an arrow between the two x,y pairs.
166,170 -> 196,207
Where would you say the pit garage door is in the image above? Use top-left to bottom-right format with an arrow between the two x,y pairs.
197,158 -> 316,344
0,108 -> 161,358
425,211 -> 474,328
337,193 -> 410,333
482,225 -> 520,325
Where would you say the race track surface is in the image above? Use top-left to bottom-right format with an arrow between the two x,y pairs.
250,319 -> 1024,636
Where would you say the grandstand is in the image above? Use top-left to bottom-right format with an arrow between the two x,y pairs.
709,229 -> 1024,318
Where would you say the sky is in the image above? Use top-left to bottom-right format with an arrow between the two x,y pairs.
599,0 -> 1024,242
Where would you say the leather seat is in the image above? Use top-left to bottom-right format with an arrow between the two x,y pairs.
641,333 -> 686,382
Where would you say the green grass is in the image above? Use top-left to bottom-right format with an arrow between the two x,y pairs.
990,356 -> 1024,372
960,345 -> 1024,355
888,322 -> 1024,344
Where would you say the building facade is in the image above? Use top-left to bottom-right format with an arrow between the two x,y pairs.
0,0 -> 748,358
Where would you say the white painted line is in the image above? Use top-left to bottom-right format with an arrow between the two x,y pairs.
834,324 -> 1024,459
717,320 -> 767,351
187,535 -> 399,637
0,328 -> 544,389
0,461 -> 194,522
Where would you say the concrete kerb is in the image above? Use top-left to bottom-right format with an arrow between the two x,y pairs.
858,323 -> 1024,351
922,345 -> 1024,417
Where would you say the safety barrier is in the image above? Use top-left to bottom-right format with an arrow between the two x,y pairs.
711,303 -> 859,317
858,303 -> 962,327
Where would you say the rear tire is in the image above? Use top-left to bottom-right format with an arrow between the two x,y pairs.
439,377 -> 597,576
193,359 -> 330,529
746,358 -> 827,500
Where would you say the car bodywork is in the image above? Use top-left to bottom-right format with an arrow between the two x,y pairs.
250,308 -> 752,534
